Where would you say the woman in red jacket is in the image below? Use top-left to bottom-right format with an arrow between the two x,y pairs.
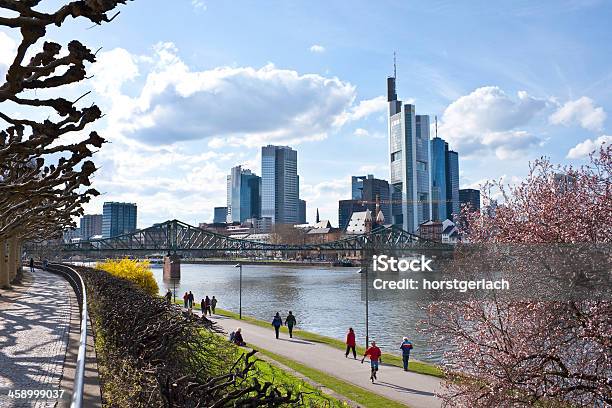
345,327 -> 356,359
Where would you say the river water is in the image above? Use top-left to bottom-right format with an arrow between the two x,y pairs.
152,263 -> 443,363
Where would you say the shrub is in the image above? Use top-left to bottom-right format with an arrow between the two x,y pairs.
96,258 -> 159,296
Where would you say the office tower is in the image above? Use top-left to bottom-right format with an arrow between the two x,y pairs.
102,202 -> 137,238
459,189 -> 480,212
226,166 -> 261,223
213,207 -> 228,224
446,149 -> 459,219
80,214 -> 102,240
261,145 -> 300,224
430,137 -> 448,221
298,199 -> 306,224
361,175 -> 391,224
338,199 -> 368,230
351,175 -> 368,200
387,75 -> 431,232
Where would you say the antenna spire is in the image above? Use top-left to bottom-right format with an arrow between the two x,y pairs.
393,51 -> 397,79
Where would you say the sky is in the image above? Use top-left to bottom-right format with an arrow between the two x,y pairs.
1,0 -> 611,227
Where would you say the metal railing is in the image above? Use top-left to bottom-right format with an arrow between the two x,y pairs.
38,262 -> 88,408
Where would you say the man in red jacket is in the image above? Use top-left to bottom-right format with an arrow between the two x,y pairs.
345,328 -> 356,359
361,341 -> 382,382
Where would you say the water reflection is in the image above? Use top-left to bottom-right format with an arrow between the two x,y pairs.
153,263 -> 442,363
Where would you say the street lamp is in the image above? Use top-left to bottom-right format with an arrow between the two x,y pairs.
234,263 -> 242,319
358,268 -> 369,349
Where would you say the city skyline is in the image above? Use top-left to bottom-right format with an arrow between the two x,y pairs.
2,0 -> 609,228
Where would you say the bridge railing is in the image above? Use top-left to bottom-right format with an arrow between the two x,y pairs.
38,262 -> 88,408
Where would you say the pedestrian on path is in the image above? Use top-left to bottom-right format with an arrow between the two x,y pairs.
29,258 -> 34,273
345,327 -> 356,359
183,292 -> 189,309
201,298 -> 206,316
211,296 -> 217,314
361,341 -> 382,383
165,290 -> 172,305
272,312 -> 283,339
400,337 -> 413,371
285,311 -> 297,338
188,291 -> 194,308
204,296 -> 212,316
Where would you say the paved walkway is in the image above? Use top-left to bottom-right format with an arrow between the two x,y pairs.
213,315 -> 443,408
0,269 -> 72,407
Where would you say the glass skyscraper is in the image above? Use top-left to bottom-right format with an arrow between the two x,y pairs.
80,214 -> 102,240
226,166 -> 261,223
387,76 -> 432,232
446,149 -> 460,219
430,137 -> 448,221
459,188 -> 480,212
261,145 -> 300,224
102,202 -> 137,238
213,206 -> 228,224
351,175 -> 367,200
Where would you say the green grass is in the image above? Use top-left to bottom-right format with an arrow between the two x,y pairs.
241,350 -> 344,407
255,347 -> 409,408
208,305 -> 444,378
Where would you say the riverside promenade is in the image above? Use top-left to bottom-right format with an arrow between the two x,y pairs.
214,315 -> 443,408
0,268 -> 101,408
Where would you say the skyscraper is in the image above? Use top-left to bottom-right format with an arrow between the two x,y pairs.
102,202 -> 137,238
298,199 -> 307,224
387,76 -> 432,232
362,175 -> 391,224
446,149 -> 459,219
351,175 -> 368,200
261,145 -> 300,224
226,166 -> 261,223
80,214 -> 102,240
213,207 -> 228,224
459,189 -> 480,212
430,137 -> 448,221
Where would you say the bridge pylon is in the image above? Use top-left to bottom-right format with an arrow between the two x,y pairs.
163,254 -> 181,279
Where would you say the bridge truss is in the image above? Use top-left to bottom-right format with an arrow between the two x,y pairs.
54,220 -> 446,255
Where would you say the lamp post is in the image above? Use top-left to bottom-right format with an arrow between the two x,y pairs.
358,268 -> 369,349
234,263 -> 242,319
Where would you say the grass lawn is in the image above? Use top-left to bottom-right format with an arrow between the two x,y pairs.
212,306 -> 444,378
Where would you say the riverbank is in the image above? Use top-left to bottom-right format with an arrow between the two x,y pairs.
215,307 -> 444,378
177,301 -> 443,378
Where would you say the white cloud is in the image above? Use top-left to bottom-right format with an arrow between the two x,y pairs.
566,135 -> 611,159
549,96 -> 606,132
335,95 -> 387,126
98,43 -> 358,148
301,178 -> 350,225
0,31 -> 16,66
438,86 -> 547,159
309,44 -> 326,53
191,0 -> 207,10
354,128 -> 369,137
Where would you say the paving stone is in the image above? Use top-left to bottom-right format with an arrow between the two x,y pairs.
0,269 -> 72,408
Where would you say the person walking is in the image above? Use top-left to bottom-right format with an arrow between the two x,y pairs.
188,291 -> 194,309
200,298 -> 206,316
271,312 -> 283,339
183,292 -> 189,309
400,337 -> 413,371
285,311 -> 297,338
211,296 -> 217,314
345,327 -> 356,359
204,296 -> 212,316
361,341 -> 382,383
29,258 -> 34,273
165,290 -> 172,305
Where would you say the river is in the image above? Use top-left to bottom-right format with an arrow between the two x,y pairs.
152,263 -> 444,363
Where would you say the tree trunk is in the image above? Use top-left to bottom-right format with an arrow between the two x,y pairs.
0,239 -> 9,288
8,236 -> 17,282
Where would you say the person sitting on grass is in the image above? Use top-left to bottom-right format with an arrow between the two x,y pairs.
229,328 -> 246,346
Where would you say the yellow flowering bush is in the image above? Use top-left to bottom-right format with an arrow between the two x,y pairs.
96,258 -> 159,296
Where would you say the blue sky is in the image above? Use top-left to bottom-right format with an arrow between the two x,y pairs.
1,0 -> 611,227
